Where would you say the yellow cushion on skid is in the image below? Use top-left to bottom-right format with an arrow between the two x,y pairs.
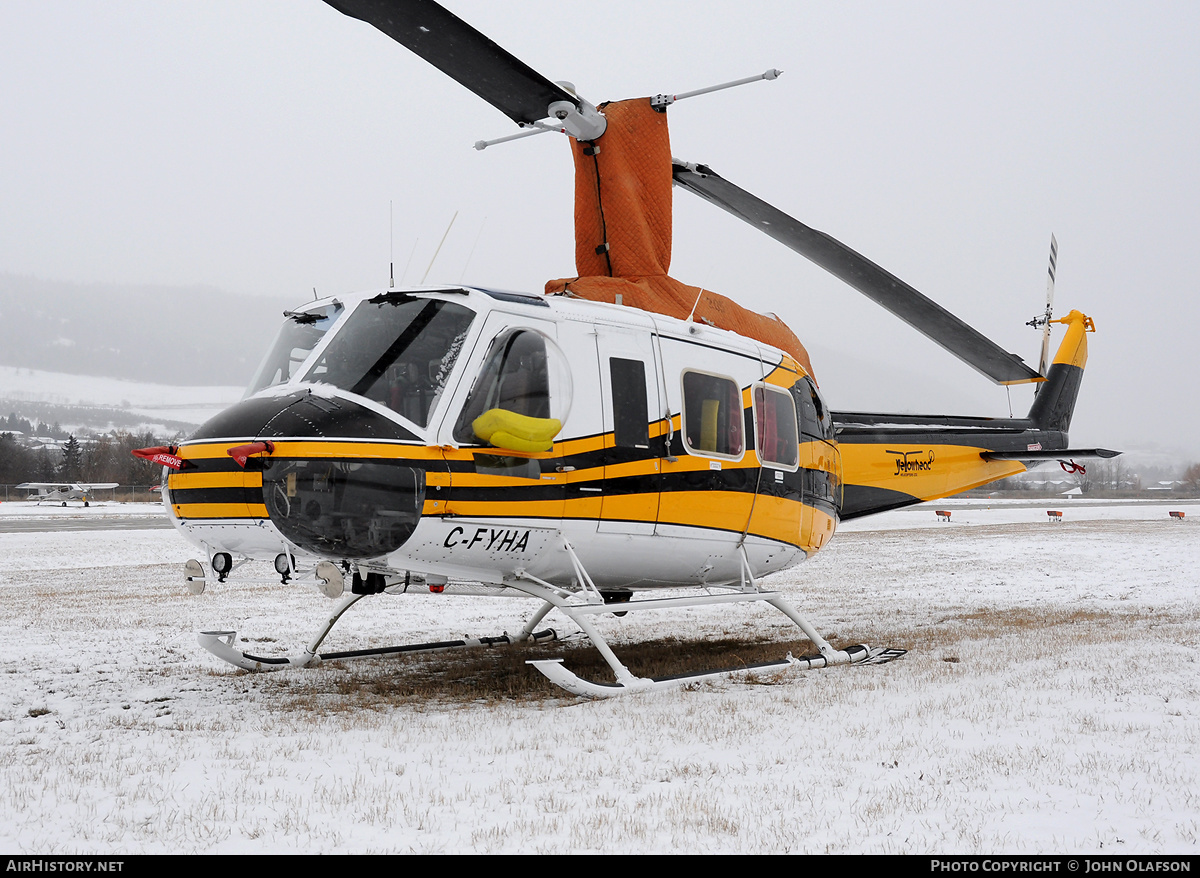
472,408 -> 562,453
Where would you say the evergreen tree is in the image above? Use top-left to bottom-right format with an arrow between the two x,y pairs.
60,435 -> 83,481
34,447 -> 56,481
0,433 -> 30,483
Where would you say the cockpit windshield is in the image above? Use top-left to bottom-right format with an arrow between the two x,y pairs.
301,293 -> 475,428
246,302 -> 344,397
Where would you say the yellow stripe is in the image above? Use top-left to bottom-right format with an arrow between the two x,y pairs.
172,503 -> 268,520
168,471 -> 262,489
267,440 -> 440,460
178,442 -> 247,459
658,490 -> 756,533
596,492 -> 658,523
601,459 -> 661,480
179,439 -> 437,460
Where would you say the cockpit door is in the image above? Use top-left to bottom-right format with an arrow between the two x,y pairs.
595,326 -> 662,534
439,311 -> 570,523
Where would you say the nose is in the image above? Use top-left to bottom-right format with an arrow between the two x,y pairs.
176,389 -> 427,560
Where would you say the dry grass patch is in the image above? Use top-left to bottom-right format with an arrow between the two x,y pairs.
250,633 -> 827,709
847,604 -> 1184,656
225,604 -> 1191,710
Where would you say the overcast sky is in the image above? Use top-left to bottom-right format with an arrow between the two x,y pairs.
3,1 -> 1198,461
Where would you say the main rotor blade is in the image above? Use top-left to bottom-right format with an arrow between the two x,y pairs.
672,161 -> 1041,385
324,0 -> 579,126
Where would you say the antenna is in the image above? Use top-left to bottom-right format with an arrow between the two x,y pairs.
460,216 -> 487,282
400,239 -> 419,286
686,287 -> 707,323
420,211 -> 459,284
389,200 -> 395,289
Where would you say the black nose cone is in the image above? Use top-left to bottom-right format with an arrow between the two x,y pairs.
188,390 -> 426,559
191,389 -> 419,443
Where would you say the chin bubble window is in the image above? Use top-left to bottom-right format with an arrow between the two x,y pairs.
453,329 -> 573,452
681,370 -> 744,460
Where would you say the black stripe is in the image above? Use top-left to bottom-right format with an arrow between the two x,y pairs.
446,465 -> 824,504
840,484 -> 920,520
169,486 -> 264,506
174,456 -> 252,475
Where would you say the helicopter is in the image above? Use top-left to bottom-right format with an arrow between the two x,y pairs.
140,0 -> 1117,697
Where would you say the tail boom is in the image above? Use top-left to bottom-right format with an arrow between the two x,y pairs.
834,310 -> 1107,519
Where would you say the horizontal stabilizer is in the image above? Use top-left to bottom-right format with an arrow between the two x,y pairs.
671,160 -> 1042,385
982,448 -> 1121,462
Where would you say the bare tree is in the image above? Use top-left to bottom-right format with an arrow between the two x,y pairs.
1071,463 -> 1094,494
1183,462 -> 1200,495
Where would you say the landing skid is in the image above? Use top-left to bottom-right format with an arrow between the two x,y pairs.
512,540 -> 906,698
194,539 -> 906,696
199,592 -> 557,672
530,645 -> 905,699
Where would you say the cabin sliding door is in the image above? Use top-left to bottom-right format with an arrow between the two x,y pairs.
595,326 -> 662,535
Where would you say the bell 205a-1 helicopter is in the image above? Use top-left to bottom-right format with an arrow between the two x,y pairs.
137,0 -> 1117,697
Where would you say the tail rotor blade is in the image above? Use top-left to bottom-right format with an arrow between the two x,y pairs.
672,160 -> 1041,385
1039,234 -> 1058,377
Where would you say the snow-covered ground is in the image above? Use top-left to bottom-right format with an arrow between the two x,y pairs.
0,501 -> 166,520
0,365 -> 242,428
0,500 -> 1197,854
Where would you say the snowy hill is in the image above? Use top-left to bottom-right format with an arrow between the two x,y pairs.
0,273 -> 290,386
0,366 -> 242,433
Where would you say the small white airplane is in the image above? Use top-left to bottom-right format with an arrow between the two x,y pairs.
15,482 -> 119,507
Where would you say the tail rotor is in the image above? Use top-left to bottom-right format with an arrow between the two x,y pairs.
1027,234 -> 1058,381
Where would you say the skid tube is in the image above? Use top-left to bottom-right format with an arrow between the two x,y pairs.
510,541 -> 906,699
199,591 -> 558,672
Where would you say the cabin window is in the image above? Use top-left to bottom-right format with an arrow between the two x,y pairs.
610,358 -> 649,449
453,328 -> 572,451
301,295 -> 474,428
753,384 -> 799,470
246,302 -> 344,396
681,370 -> 744,459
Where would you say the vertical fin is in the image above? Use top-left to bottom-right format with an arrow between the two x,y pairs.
1027,309 -> 1093,433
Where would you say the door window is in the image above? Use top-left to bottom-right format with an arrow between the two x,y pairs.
753,384 -> 799,470
681,370 -> 744,459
